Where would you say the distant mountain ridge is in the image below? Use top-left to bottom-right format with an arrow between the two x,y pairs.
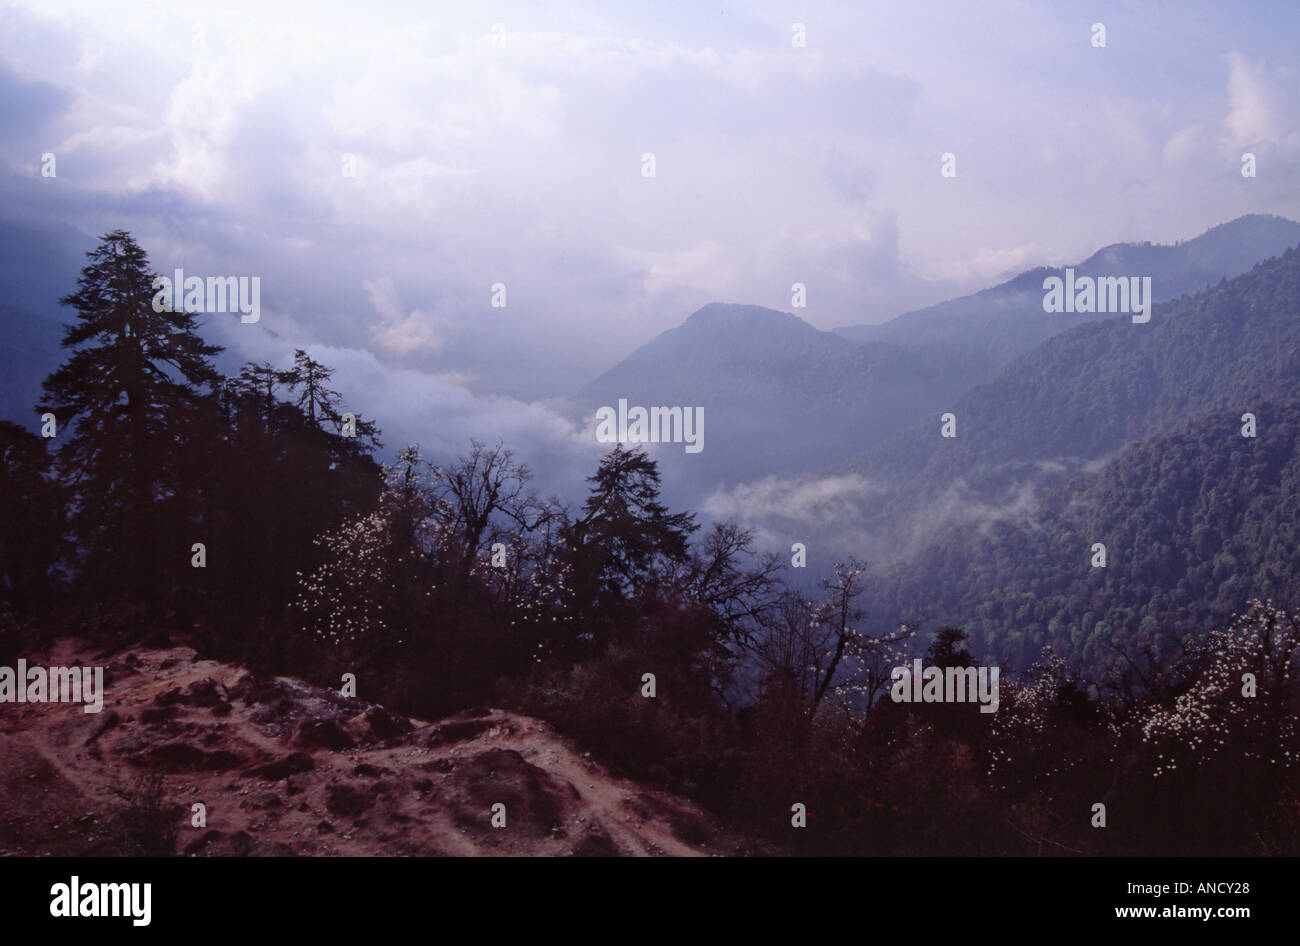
844,241 -> 1300,502
577,302 -> 958,504
835,213 -> 1300,384
577,216 -> 1300,503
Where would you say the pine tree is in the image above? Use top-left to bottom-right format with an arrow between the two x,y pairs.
39,230 -> 222,604
567,445 -> 697,621
230,361 -> 296,426
285,348 -> 380,448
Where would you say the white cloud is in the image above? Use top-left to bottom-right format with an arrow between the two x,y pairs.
365,275 -> 449,356
916,244 -> 1047,285
1224,52 -> 1291,148
3,0 -> 1299,399
703,473 -> 886,554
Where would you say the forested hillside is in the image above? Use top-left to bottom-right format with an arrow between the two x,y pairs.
846,243 -> 1300,514
869,400 -> 1300,675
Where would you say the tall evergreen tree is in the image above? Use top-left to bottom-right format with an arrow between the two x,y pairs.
39,230 -> 222,605
566,445 -> 697,624
285,348 -> 380,449
230,361 -> 296,425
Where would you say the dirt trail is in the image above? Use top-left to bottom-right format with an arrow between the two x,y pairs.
0,639 -> 733,857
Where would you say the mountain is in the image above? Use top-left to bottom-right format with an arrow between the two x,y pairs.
829,240 -> 1300,674
0,637 -> 734,856
576,303 -> 969,504
845,242 -> 1300,505
866,399 -> 1300,675
578,217 -> 1300,505
835,214 -> 1300,390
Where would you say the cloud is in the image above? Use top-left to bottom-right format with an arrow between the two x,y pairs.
703,473 -> 889,564
3,0 -> 1299,401
364,275 -> 449,356
0,1 -> 947,390
0,61 -> 73,142
915,243 -> 1049,286
296,341 -> 603,501
1224,52 -> 1295,149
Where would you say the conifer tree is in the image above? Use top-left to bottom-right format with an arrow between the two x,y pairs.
567,445 -> 697,621
285,348 -> 380,448
39,230 -> 222,603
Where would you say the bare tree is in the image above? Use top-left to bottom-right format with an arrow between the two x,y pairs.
431,440 -> 550,586
679,520 -> 784,647
747,590 -> 821,699
747,559 -> 916,719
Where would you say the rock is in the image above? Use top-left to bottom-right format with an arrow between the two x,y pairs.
420,716 -> 495,747
236,679 -> 288,705
325,783 -> 373,818
245,752 -> 314,780
105,661 -> 135,682
133,743 -> 243,773
186,679 -> 226,708
294,718 -> 353,751
251,698 -> 296,725
84,711 -> 120,746
570,830 -> 621,857
154,687 -> 188,706
140,706 -> 179,725
182,830 -> 225,856
443,749 -> 570,840
364,706 -> 412,742
204,750 -> 245,771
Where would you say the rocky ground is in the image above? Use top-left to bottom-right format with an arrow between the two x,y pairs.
0,639 -> 735,856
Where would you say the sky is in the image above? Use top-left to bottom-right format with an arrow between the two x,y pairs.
2,0 -> 1298,497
